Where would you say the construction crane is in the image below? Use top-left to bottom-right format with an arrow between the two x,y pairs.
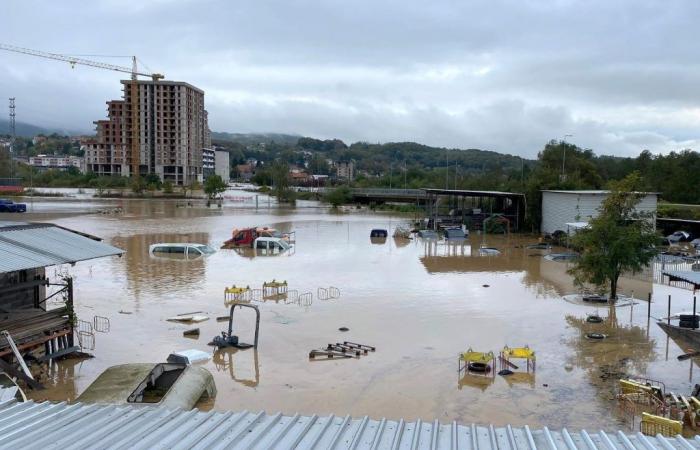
0,43 -> 165,178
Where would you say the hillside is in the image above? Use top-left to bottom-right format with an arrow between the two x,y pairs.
0,119 -> 83,138
211,131 -> 301,146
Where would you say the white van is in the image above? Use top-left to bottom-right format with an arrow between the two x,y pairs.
253,237 -> 291,255
149,243 -> 216,258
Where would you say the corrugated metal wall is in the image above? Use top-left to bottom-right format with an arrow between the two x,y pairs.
541,192 -> 657,235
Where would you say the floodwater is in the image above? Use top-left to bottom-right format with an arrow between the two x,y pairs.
7,191 -> 699,431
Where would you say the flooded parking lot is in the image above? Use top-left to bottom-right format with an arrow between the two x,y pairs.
9,193 -> 699,430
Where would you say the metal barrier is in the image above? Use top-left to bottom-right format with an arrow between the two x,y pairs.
77,330 -> 95,351
93,316 -> 110,333
317,287 -> 329,300
328,287 -> 340,299
299,292 -> 313,306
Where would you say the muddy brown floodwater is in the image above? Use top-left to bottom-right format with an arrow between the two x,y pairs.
9,191 -> 699,431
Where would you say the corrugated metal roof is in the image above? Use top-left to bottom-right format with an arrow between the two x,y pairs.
0,222 -> 123,273
0,399 -> 695,449
663,270 -> 700,289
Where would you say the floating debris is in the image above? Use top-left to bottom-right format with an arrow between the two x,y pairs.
167,312 -> 209,323
338,327 -> 349,332
586,315 -> 604,323
498,369 -> 513,376
586,333 -> 606,340
183,328 -> 200,337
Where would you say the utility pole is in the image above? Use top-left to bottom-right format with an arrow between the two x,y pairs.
404,160 -> 407,190
445,150 -> 449,190
456,162 -> 460,190
9,98 -> 15,179
561,134 -> 573,181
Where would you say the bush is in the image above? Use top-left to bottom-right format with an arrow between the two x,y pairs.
324,186 -> 352,207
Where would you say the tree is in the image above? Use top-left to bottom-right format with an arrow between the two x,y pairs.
271,161 -> 296,203
162,180 -> 174,194
204,174 -> 227,199
324,186 -> 352,207
130,177 -> 145,195
568,172 -> 658,301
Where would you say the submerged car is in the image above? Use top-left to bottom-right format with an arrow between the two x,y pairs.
667,231 -> 692,243
76,363 -> 216,410
149,243 -> 216,258
544,252 -> 579,261
370,229 -> 388,238
417,229 -> 438,239
254,236 -> 292,255
0,199 -> 26,213
444,228 -> 467,240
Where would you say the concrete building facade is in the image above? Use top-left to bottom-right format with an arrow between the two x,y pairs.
202,148 -> 215,180
84,80 -> 210,185
336,160 -> 354,180
540,190 -> 658,235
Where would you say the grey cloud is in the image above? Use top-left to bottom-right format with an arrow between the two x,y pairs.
1,0 -> 699,157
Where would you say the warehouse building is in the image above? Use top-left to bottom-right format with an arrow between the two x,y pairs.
540,190 -> 658,235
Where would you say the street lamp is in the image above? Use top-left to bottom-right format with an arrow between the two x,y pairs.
561,134 -> 573,181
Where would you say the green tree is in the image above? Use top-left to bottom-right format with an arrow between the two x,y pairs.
130,177 -> 145,195
204,174 -> 227,199
324,186 -> 352,207
162,180 -> 174,194
568,172 -> 658,301
271,161 -> 296,203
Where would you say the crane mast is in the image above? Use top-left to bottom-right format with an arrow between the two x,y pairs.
0,43 -> 165,179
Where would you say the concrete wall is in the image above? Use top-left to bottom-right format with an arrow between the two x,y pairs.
541,191 -> 657,235
215,150 -> 230,184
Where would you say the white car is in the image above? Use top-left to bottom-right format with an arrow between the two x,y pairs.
253,237 -> 292,255
149,243 -> 216,258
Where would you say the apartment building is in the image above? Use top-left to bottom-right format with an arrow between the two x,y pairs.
336,160 -> 355,180
29,154 -> 85,172
84,80 -> 210,185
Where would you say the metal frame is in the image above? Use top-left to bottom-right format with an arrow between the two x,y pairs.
227,303 -> 260,348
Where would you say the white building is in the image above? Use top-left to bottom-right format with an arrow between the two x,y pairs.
202,148 -> 215,180
214,149 -> 230,184
29,154 -> 85,173
541,190 -> 658,235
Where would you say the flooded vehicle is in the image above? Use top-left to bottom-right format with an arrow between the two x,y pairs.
76,363 -> 216,410
149,243 -> 215,259
444,227 -> 467,240
417,229 -> 438,239
254,236 -> 292,255
370,228 -> 388,238
544,252 -> 579,261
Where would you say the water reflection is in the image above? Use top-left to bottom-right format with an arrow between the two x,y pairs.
110,232 -> 210,301
565,306 -> 656,423
212,348 -> 260,388
458,372 -> 495,391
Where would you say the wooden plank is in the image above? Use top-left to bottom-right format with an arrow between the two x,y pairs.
0,328 -> 72,358
1,331 -> 32,381
0,358 -> 43,390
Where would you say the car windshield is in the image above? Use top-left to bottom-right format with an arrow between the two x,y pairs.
195,245 -> 215,254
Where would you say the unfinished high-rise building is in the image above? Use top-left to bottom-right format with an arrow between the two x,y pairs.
84,80 -> 210,185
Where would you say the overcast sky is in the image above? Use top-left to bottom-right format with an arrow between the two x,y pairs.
2,0 -> 699,158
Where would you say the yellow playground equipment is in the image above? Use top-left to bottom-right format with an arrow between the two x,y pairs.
262,280 -> 288,300
224,285 -> 251,306
458,348 -> 495,376
500,345 -> 536,372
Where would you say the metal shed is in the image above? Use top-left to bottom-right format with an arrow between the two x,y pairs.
540,190 -> 658,235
